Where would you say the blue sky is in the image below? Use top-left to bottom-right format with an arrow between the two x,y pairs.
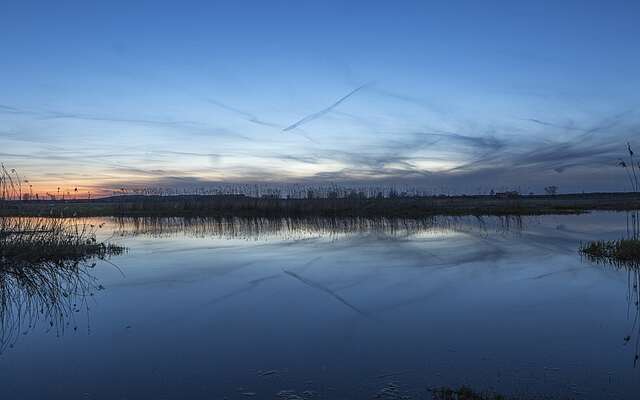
1,0 -> 639,195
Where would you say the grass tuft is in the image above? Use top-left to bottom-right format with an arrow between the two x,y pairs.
0,217 -> 124,265
580,239 -> 640,262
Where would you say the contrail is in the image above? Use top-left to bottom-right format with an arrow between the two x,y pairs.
282,83 -> 370,132
206,99 -> 281,128
283,269 -> 369,317
522,118 -> 585,132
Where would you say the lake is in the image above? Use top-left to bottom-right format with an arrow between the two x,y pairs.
1,212 -> 639,399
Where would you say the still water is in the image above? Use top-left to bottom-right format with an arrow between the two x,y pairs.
1,213 -> 639,399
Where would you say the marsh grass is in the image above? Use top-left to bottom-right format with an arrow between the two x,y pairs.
0,217 -> 124,353
0,163 -> 22,202
579,208 -> 640,266
0,217 -> 123,264
580,238 -> 640,264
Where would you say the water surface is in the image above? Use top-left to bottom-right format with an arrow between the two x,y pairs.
1,213 -> 639,399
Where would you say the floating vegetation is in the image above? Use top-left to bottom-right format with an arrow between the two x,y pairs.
0,217 -> 125,353
374,382 -> 413,399
276,389 -> 317,400
375,384 -> 520,400
429,386 -> 509,400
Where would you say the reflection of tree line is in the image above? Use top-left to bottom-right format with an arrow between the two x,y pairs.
112,215 -> 526,240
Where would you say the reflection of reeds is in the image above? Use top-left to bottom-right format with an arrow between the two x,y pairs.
580,254 -> 640,367
629,267 -> 640,367
0,258 -> 99,353
0,217 -> 124,353
112,215 -> 524,240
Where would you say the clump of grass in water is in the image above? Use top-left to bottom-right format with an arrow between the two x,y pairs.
580,239 -> 640,264
0,217 -> 124,264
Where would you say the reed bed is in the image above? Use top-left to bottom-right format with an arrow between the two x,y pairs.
5,193 -> 640,219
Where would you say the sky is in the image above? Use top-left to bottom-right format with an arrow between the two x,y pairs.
1,0 -> 640,196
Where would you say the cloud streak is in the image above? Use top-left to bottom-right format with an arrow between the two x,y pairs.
0,104 -> 251,141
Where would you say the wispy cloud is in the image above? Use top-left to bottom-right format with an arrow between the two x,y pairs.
0,103 -> 251,140
522,109 -> 635,136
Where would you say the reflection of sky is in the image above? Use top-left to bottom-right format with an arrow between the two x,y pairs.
2,1 -> 640,195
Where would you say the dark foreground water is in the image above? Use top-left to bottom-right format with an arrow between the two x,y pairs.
1,213 -> 639,399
